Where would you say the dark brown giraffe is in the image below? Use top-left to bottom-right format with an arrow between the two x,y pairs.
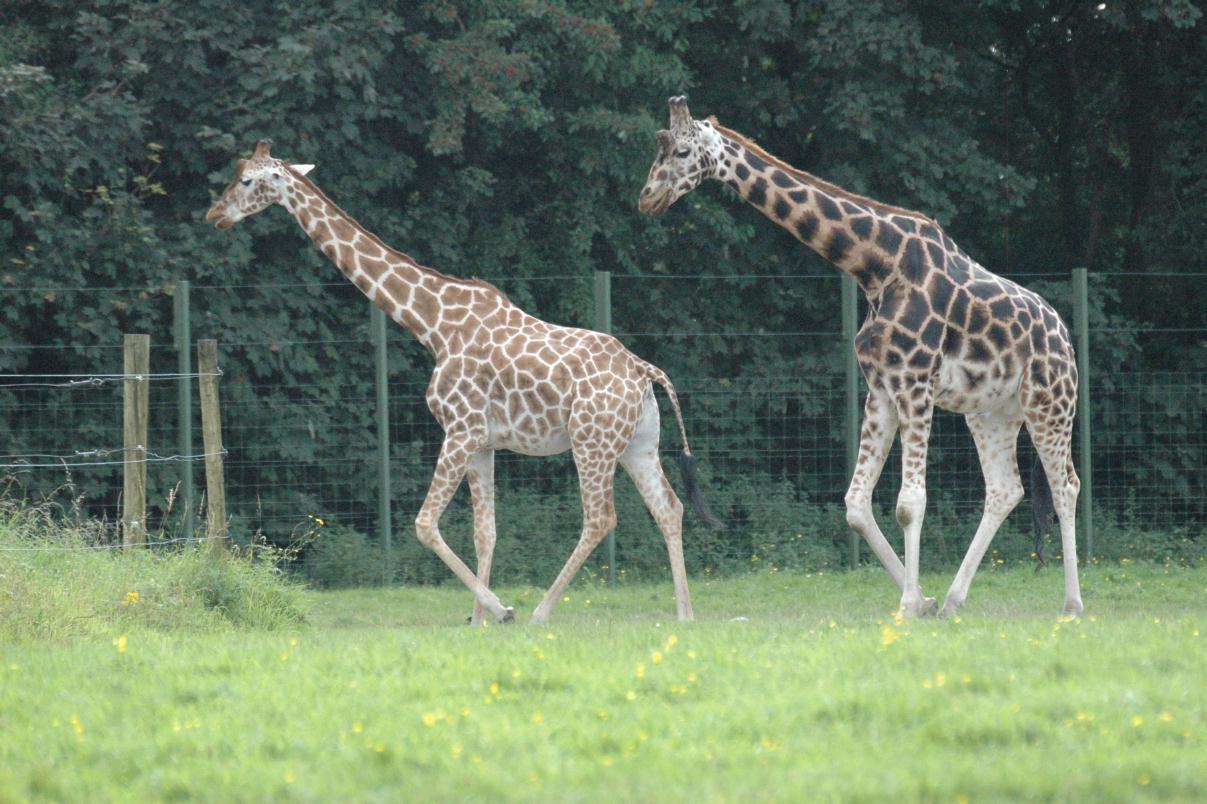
207,139 -> 718,625
639,97 -> 1083,618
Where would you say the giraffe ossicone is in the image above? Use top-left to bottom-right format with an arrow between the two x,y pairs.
640,97 -> 1083,619
207,139 -> 719,625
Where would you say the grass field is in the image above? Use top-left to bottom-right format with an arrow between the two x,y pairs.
2,557 -> 1204,802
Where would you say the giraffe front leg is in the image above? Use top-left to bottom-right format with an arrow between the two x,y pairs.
417,436 -> 514,624
465,449 -> 497,626
940,406 -> 1025,617
531,446 -> 618,625
844,390 -> 910,593
895,394 -> 936,619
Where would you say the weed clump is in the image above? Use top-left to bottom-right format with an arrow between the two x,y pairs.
0,494 -> 305,641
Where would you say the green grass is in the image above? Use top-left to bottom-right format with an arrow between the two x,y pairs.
1,552 -> 1204,802
0,502 -> 305,641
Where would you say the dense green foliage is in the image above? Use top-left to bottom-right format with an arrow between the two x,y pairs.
1,1 -> 1203,575
2,565 -> 1205,800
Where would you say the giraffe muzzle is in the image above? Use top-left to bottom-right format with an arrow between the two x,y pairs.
205,206 -> 235,229
638,188 -> 674,216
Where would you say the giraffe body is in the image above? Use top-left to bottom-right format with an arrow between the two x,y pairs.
640,98 -> 1082,618
208,140 -> 714,624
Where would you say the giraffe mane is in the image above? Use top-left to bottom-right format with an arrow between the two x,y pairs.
707,118 -> 941,228
284,164 -> 512,303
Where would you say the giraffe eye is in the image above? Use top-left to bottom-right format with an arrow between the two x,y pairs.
240,178 -> 252,187
675,148 -> 690,158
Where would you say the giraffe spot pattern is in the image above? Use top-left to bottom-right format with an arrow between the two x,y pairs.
816,193 -> 843,221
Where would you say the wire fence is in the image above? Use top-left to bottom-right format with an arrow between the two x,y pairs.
0,272 -> 1202,580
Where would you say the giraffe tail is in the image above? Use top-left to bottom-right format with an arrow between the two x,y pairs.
644,364 -> 723,528
1029,449 -> 1055,571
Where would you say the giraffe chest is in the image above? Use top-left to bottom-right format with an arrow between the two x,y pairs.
933,352 -> 1025,414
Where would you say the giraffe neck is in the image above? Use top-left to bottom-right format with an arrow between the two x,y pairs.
706,124 -> 931,297
280,171 -> 484,357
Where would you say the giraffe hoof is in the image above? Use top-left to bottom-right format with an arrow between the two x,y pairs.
1061,599 -> 1084,619
497,607 -> 516,624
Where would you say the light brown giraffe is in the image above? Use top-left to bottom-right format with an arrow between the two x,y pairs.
639,98 -> 1083,619
206,139 -> 718,624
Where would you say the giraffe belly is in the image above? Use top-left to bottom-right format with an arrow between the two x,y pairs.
934,357 -> 1024,414
486,422 -> 571,456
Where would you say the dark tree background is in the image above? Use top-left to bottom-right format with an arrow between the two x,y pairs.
1,0 -> 1202,577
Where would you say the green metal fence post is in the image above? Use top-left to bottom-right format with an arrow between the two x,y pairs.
841,275 -> 860,568
372,304 -> 393,582
174,280 -> 195,540
1071,267 -> 1093,561
594,270 -> 616,585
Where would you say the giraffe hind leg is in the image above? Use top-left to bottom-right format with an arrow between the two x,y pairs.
620,400 -> 692,621
1025,412 -> 1083,617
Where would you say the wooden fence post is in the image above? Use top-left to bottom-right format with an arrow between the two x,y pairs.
197,340 -> 228,552
122,334 -> 150,547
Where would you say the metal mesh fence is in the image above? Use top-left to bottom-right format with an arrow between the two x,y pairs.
1,273 -> 1202,581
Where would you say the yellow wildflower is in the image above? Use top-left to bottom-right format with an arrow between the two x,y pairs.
113,635 -> 128,654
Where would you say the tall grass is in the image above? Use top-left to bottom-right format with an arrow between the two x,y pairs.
0,495 -> 305,641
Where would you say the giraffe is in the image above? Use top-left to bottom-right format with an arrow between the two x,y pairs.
638,98 -> 1083,619
206,139 -> 719,625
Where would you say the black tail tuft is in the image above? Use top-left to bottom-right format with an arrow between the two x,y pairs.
1030,450 -> 1056,571
677,451 -> 722,529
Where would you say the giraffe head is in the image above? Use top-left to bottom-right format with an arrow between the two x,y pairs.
637,96 -> 718,216
205,139 -> 314,229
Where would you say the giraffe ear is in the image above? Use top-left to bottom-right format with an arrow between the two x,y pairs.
667,95 -> 693,134
252,139 -> 273,158
291,164 -> 315,176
